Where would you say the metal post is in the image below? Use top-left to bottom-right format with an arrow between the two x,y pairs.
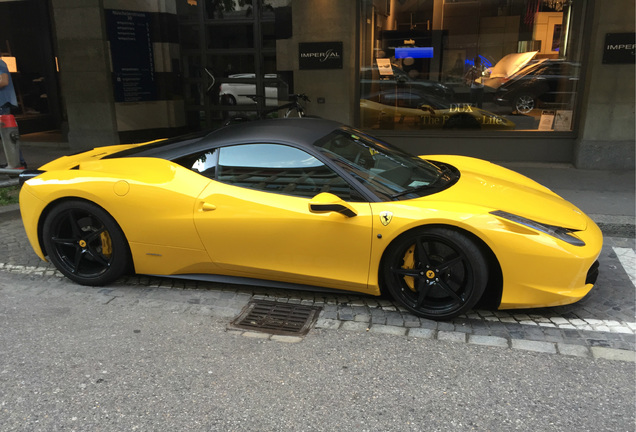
0,114 -> 24,173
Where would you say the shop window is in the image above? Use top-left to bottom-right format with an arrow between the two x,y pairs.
359,0 -> 583,133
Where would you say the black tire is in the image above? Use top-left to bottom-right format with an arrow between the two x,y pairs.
221,94 -> 236,106
383,227 -> 488,320
42,200 -> 131,286
513,94 -> 535,114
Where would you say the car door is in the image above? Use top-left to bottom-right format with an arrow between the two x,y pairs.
191,143 -> 374,292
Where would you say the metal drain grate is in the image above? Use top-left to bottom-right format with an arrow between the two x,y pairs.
229,300 -> 322,336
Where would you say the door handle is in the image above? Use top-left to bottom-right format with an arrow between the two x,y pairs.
201,202 -> 217,211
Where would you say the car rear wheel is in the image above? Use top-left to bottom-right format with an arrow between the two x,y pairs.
514,94 -> 535,114
42,200 -> 130,286
224,95 -> 237,106
383,227 -> 488,320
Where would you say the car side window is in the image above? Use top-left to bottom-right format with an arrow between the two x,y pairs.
191,150 -> 218,178
216,143 -> 364,201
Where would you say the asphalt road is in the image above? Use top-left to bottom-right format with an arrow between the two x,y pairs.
0,271 -> 634,432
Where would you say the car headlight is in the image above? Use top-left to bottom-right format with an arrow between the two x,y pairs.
490,210 -> 585,246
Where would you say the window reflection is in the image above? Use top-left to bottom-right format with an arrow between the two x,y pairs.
360,0 -> 580,132
215,144 -> 361,201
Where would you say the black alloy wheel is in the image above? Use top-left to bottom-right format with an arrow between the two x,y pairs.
383,227 -> 488,320
42,200 -> 131,286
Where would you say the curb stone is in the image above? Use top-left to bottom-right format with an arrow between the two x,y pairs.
408,328 -> 436,339
511,339 -> 557,354
591,347 -> 636,362
468,334 -> 509,347
341,321 -> 370,332
437,331 -> 467,343
369,324 -> 407,336
557,343 -> 592,358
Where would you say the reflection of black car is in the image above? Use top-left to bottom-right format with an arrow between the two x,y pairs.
494,60 -> 580,114
361,66 -> 454,101
361,88 -> 516,130
367,87 -> 446,109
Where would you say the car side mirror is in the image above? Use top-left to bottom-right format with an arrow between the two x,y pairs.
419,104 -> 435,115
309,193 -> 357,218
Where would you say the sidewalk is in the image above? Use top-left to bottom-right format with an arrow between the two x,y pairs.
3,136 -> 635,237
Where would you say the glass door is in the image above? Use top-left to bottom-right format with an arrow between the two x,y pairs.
177,0 -> 292,130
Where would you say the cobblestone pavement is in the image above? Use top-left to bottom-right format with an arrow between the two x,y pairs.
1,213 -> 634,359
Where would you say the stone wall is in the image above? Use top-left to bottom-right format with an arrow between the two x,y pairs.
276,0 -> 358,124
51,0 -> 119,150
575,0 -> 635,169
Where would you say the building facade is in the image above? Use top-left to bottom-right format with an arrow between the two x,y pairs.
1,0 -> 634,168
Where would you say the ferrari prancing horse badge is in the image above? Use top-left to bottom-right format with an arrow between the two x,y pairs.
379,211 -> 393,226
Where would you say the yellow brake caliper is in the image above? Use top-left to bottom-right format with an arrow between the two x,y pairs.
402,244 -> 416,291
100,232 -> 113,258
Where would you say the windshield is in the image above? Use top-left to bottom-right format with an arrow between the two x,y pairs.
314,128 -> 457,200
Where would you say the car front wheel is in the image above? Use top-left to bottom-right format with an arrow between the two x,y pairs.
42,200 -> 131,286
383,227 -> 488,320
514,94 -> 535,114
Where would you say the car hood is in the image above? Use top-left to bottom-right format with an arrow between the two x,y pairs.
483,51 -> 538,89
421,155 -> 588,230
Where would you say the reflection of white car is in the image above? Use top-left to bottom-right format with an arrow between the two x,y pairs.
219,73 -> 279,106
482,51 -> 538,90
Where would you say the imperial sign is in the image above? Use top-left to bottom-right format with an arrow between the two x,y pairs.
299,42 -> 343,70
602,33 -> 635,64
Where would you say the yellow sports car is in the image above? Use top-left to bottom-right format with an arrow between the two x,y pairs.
19,118 -> 601,320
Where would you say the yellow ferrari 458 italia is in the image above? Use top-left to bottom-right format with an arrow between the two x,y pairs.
19,118 -> 602,320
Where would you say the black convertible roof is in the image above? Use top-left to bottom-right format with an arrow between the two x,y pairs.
106,118 -> 345,161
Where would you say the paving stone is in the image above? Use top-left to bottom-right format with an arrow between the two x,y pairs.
370,315 -> 387,325
472,327 -> 492,336
369,308 -> 386,317
468,334 -> 509,348
454,324 -> 472,334
437,331 -> 467,343
511,339 -> 557,354
385,313 -> 405,327
403,318 -> 421,328
354,314 -> 371,323
338,310 -> 354,321
419,319 -> 438,330
408,328 -> 435,339
319,309 -> 338,320
315,318 -> 341,330
437,322 -> 455,331
369,324 -> 407,336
